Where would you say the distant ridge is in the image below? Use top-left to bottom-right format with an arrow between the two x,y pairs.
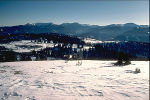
0,22 -> 149,42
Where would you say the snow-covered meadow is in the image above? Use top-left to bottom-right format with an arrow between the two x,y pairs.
0,60 -> 149,100
0,40 -> 54,53
0,40 -> 91,53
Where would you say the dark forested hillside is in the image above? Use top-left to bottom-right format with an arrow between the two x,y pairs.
113,27 -> 149,42
0,22 -> 149,42
0,33 -> 149,62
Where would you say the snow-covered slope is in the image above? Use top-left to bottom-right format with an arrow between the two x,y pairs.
0,40 -> 54,53
83,38 -> 121,44
0,60 -> 149,100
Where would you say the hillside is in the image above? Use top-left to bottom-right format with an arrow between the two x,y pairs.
0,22 -> 149,42
0,33 -> 149,62
0,60 -> 149,100
113,27 -> 149,42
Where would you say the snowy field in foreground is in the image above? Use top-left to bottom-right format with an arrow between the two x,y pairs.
0,60 -> 149,100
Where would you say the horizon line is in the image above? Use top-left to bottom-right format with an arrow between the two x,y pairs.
0,22 -> 149,27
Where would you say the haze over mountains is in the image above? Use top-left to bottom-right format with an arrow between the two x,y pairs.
0,22 -> 149,42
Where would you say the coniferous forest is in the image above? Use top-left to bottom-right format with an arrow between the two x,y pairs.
0,33 -> 149,62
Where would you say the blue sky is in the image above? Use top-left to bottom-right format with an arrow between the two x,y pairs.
0,0 -> 149,26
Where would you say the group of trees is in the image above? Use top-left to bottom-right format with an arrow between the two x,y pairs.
0,33 -> 85,45
0,33 -> 149,63
114,51 -> 131,66
0,46 -> 18,62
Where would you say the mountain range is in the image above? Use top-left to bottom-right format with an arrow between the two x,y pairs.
0,22 -> 149,42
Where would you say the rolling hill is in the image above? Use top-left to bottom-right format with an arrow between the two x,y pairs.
0,22 -> 149,42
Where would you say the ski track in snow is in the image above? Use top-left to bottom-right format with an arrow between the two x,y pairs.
0,60 -> 149,100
